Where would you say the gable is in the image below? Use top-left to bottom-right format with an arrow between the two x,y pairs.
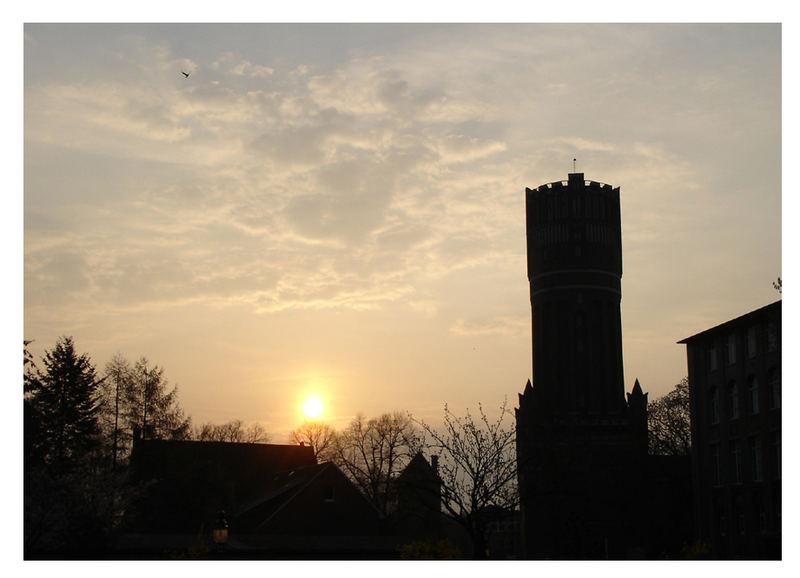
239,463 -> 381,536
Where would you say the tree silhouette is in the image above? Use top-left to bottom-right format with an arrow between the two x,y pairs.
25,336 -> 102,469
290,420 -> 337,461
415,399 -> 518,559
194,419 -> 270,443
648,378 -> 691,456
125,357 -> 191,441
333,411 -> 422,516
24,340 -> 195,557
23,336 -> 123,557
98,353 -> 133,469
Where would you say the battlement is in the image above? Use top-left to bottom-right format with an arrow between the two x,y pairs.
533,180 -> 616,193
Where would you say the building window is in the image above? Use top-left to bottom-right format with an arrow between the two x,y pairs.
751,437 -> 762,482
710,386 -> 719,424
747,326 -> 757,358
727,333 -> 736,365
708,344 -> 718,371
768,369 -> 780,409
714,494 -> 727,537
734,495 -> 745,536
771,432 -> 781,480
731,440 -> 742,484
748,376 -> 759,415
711,444 -> 721,485
754,492 -> 767,534
727,380 -> 739,421
323,485 -> 336,502
767,321 -> 777,352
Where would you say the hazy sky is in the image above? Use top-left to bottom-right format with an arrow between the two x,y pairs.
23,23 -> 781,440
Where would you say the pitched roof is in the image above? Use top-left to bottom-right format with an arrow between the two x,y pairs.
127,439 -> 317,531
235,462 -> 382,532
397,452 -> 439,482
131,439 -> 315,486
235,463 -> 330,529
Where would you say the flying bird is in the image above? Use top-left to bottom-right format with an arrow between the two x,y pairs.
181,71 -> 190,78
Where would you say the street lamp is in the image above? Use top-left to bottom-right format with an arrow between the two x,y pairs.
212,510 -> 229,548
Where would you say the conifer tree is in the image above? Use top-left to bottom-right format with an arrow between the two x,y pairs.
24,337 -> 110,557
26,336 -> 102,469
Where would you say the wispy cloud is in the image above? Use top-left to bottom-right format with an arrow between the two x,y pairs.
24,24 -> 781,432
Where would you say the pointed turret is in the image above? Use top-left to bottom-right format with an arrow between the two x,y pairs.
627,378 -> 649,456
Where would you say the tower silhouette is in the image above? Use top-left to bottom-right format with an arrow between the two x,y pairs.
516,173 -> 648,558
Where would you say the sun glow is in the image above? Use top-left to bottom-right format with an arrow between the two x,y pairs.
302,395 -> 324,419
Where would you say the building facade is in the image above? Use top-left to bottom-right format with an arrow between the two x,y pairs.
679,300 -> 781,559
515,173 -> 652,559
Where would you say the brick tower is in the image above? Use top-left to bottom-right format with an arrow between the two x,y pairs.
515,173 -> 648,558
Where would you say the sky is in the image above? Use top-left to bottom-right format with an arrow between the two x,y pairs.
22,22 -> 782,441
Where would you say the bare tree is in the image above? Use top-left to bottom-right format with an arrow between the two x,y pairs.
290,420 -> 336,461
333,411 -> 422,516
194,419 -> 270,443
648,378 -> 691,456
415,399 -> 518,559
99,354 -> 133,469
242,421 -> 270,443
125,357 -> 191,441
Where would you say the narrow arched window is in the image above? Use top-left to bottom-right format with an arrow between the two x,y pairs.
710,386 -> 719,424
748,375 -> 759,415
728,380 -> 739,420
768,368 -> 780,409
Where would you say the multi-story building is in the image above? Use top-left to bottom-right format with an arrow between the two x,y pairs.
679,300 -> 781,559
515,172 -> 691,559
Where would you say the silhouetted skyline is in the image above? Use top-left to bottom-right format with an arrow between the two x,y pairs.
23,23 -> 781,439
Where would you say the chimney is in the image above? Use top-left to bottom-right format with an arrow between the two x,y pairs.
431,455 -> 439,473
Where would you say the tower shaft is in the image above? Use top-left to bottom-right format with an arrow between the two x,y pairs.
526,172 -> 625,416
516,173 -> 647,559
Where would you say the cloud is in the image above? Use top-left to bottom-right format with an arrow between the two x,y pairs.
25,250 -> 90,306
557,137 -> 615,153
24,24 -> 780,330
216,52 -> 275,78
449,316 -> 527,337
435,134 -> 507,164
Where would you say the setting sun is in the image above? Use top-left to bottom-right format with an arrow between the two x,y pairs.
302,395 -> 324,419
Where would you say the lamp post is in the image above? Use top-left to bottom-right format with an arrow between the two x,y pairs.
212,510 -> 229,553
